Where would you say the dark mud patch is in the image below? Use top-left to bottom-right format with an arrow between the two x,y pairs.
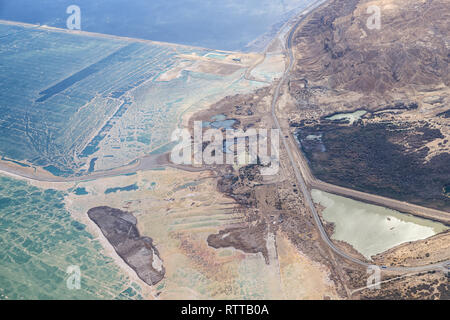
444,184 -> 450,198
294,120 -> 450,211
437,109 -> 450,119
88,206 -> 165,286
207,223 -> 269,264
217,165 -> 263,208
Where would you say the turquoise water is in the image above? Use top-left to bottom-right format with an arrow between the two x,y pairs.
73,187 -> 89,196
104,183 -> 139,194
203,119 -> 237,129
0,176 -> 142,300
122,173 -> 137,177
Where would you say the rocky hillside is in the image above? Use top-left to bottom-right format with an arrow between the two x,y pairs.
292,0 -> 449,98
287,0 -> 450,211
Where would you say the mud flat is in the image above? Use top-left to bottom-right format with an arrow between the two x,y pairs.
88,206 -> 165,286
207,224 -> 270,264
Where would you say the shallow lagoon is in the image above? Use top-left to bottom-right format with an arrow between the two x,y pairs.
311,189 -> 448,259
203,114 -> 237,130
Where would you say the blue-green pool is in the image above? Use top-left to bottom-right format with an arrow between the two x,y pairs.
0,176 -> 142,300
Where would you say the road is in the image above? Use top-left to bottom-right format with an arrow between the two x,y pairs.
283,117 -> 450,224
269,0 -> 449,273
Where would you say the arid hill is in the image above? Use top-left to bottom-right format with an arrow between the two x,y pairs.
288,0 -> 450,211
292,0 -> 449,98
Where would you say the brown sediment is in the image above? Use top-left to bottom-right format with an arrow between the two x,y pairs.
87,206 -> 165,286
207,223 -> 270,264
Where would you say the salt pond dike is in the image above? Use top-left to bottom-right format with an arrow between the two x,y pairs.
88,207 -> 165,286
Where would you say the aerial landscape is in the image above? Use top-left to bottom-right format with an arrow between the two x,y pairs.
0,0 -> 448,303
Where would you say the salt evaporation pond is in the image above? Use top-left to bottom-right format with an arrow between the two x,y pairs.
311,189 -> 448,260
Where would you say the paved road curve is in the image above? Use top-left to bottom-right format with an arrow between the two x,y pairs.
270,0 -> 449,274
